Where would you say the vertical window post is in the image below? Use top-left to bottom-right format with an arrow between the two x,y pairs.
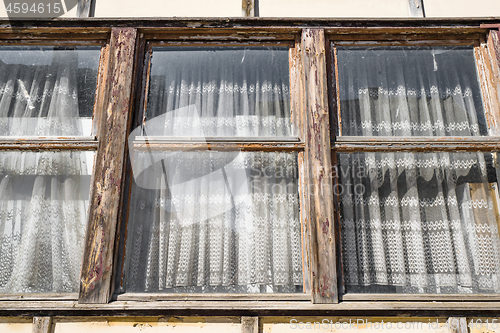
301,28 -> 337,303
79,27 -> 138,304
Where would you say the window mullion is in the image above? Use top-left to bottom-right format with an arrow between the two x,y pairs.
79,27 -> 138,304
475,36 -> 500,135
301,28 -> 338,303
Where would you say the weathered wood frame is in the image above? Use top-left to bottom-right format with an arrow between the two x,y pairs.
112,33 -> 317,302
0,20 -> 497,313
0,30 -> 110,301
329,30 -> 500,301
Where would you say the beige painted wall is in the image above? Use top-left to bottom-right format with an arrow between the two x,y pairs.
1,0 -> 500,18
53,317 -> 242,333
94,0 -> 242,17
1,317 -> 499,332
258,0 -> 410,17
0,318 -> 33,333
424,0 -> 500,17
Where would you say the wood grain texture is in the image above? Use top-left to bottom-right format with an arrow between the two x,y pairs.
487,30 -> 500,117
476,38 -> 500,135
0,300 -> 499,316
79,28 -> 138,304
32,317 -> 52,333
241,317 -> 259,333
301,28 -> 337,303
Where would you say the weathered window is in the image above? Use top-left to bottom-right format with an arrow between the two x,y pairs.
0,46 -> 101,295
332,43 -> 500,296
118,45 -> 305,295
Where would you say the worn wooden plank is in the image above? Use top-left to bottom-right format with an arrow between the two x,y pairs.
333,136 -> 500,152
0,142 -> 98,150
327,40 -> 340,138
290,38 -> 305,140
132,142 -> 305,152
241,317 -> 259,333
0,293 -> 78,301
79,28 -> 138,304
487,30 -> 500,116
302,28 -> 337,303
476,38 -> 500,135
77,0 -> 94,18
343,294 -> 500,301
1,300 -> 500,314
32,317 -> 52,333
448,317 -> 468,333
92,43 -> 111,138
242,0 -> 255,17
116,294 -> 311,301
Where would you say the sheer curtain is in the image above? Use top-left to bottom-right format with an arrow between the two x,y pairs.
123,47 -> 302,293
125,151 -> 302,293
145,47 -> 293,137
338,47 -> 487,137
337,47 -> 500,294
0,48 -> 98,293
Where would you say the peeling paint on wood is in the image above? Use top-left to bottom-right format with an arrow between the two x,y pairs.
301,28 -> 337,304
241,317 -> 258,333
79,28 -> 138,304
32,317 -> 52,333
476,38 -> 500,136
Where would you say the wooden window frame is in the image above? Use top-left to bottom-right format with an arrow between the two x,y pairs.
327,29 -> 500,302
0,20 -> 497,314
110,33 -> 322,303
0,31 -> 109,301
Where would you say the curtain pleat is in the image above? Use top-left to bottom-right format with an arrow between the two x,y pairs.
338,47 -> 500,294
144,48 -> 292,138
0,48 -> 96,293
125,151 -> 302,293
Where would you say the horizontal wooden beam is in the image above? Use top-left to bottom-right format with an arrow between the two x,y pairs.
333,136 -> 500,152
131,142 -> 304,152
342,294 -> 500,301
115,293 -> 311,301
0,141 -> 98,150
0,293 -> 78,301
0,300 -> 499,315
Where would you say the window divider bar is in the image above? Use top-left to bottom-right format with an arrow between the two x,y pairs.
133,136 -> 301,143
334,136 -> 500,152
132,142 -> 305,152
115,293 -> 312,302
342,294 -> 500,301
78,27 -> 138,305
302,28 -> 338,304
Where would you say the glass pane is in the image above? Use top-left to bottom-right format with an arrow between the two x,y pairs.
338,151 -> 500,294
337,46 -> 488,137
0,150 -> 94,293
145,47 -> 293,137
0,46 -> 101,137
123,151 -> 302,293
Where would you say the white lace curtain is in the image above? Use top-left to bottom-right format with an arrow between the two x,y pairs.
338,47 -> 487,137
337,47 -> 500,294
145,47 -> 293,137
125,151 -> 302,293
0,49 -> 96,293
0,50 -> 86,136
339,152 -> 500,294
